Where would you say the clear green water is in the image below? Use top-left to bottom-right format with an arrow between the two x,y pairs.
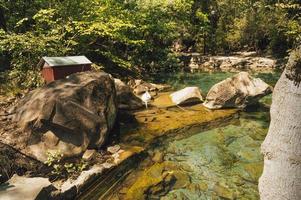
160,111 -> 269,199
152,71 -> 280,94
156,72 -> 278,199
103,72 -> 280,200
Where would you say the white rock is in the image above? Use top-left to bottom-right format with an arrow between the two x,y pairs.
82,149 -> 97,161
170,87 -> 203,105
107,145 -> 120,154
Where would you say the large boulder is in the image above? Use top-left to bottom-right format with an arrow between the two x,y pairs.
114,78 -> 143,110
6,71 -> 117,161
170,87 -> 203,105
203,72 -> 272,109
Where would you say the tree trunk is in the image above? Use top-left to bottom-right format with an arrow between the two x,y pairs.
259,46 -> 301,200
0,6 -> 7,31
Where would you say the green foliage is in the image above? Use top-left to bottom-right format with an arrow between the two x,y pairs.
44,151 -> 88,178
0,32 -> 69,88
215,0 -> 301,55
0,0 -> 300,91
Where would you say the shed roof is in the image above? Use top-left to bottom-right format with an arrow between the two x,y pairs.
38,56 -> 92,68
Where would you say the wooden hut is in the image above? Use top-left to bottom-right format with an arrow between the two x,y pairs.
38,56 -> 92,83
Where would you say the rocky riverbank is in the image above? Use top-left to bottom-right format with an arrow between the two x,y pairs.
186,52 -> 281,73
0,70 -> 274,200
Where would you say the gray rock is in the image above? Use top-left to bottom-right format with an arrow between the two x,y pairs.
170,87 -> 203,105
114,78 -> 143,110
0,175 -> 55,200
8,71 -> 117,162
203,72 -> 272,109
189,54 -> 276,72
60,165 -> 104,195
128,79 -> 171,95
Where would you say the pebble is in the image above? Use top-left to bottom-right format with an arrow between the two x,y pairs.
82,149 -> 97,161
102,162 -> 114,169
107,145 -> 120,154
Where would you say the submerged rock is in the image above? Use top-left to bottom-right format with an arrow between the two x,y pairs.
152,151 -> 164,163
114,78 -> 143,110
171,171 -> 191,189
203,72 -> 272,109
213,183 -> 236,199
170,87 -> 203,105
124,162 -> 192,199
6,71 -> 117,162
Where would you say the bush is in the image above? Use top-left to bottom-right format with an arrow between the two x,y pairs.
44,151 -> 88,179
0,31 -> 70,88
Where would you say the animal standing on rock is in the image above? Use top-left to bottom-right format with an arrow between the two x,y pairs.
141,89 -> 152,109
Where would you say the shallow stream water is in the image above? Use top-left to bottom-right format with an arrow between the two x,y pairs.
154,110 -> 269,199
102,72 -> 280,200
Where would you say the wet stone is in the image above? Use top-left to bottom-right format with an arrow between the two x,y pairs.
213,183 -> 236,200
152,151 -> 164,163
198,182 -> 209,191
171,171 -> 191,189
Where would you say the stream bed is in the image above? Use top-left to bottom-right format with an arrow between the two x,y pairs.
96,72 -> 280,200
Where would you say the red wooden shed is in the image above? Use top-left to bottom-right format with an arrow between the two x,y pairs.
38,56 -> 92,83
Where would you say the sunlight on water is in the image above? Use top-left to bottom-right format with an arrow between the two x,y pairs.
101,72 -> 280,200
160,111 -> 269,199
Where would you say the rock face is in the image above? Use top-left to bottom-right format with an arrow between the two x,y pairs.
170,87 -> 203,105
259,46 -> 301,200
6,71 -> 117,162
114,79 -> 143,110
128,79 -> 171,95
189,54 -> 277,72
203,72 -> 272,109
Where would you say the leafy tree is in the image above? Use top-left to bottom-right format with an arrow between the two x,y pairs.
0,0 -> 300,90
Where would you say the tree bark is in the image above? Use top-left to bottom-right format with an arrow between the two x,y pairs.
259,46 -> 301,200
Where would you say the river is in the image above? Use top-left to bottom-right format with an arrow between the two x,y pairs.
92,71 -> 280,200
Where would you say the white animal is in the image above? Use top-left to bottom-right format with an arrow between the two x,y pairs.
141,90 -> 152,109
